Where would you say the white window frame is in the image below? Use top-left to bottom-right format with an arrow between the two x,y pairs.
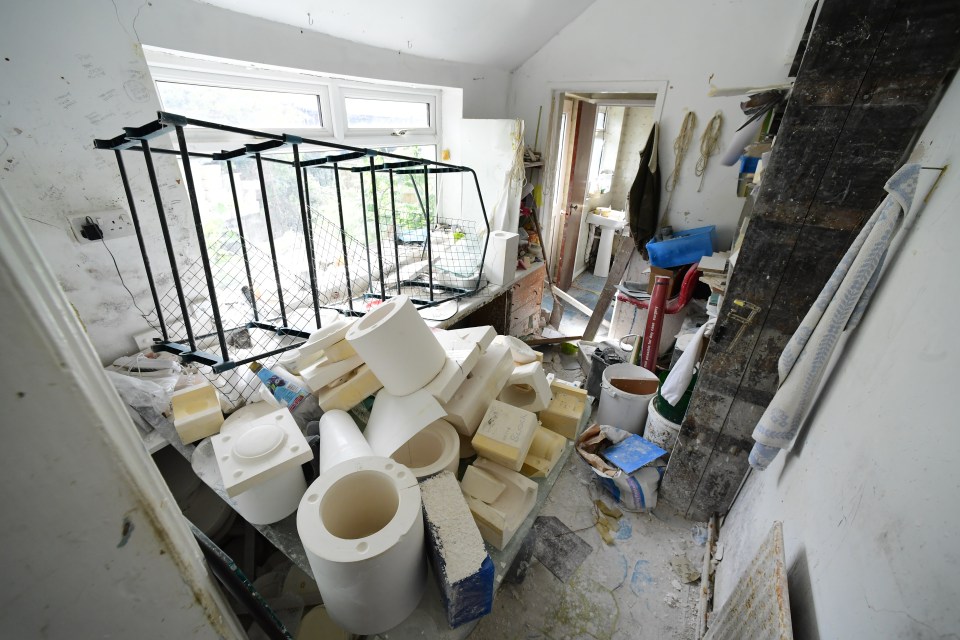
143,46 -> 442,153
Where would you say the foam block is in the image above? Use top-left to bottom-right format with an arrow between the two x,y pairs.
471,400 -> 538,472
172,382 -> 224,444
420,471 -> 495,628
539,380 -> 588,440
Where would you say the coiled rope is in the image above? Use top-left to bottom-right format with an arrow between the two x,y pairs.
696,111 -> 724,192
663,110 -> 697,218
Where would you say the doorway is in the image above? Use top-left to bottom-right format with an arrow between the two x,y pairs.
542,87 -> 664,330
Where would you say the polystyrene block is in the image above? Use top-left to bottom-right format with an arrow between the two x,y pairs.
300,354 -> 363,392
314,364 -> 383,412
442,340 -> 514,436
420,471 -> 494,628
172,382 -> 224,444
539,380 -> 588,440
322,338 -> 357,363
423,345 -> 481,404
520,427 -> 567,478
211,408 -> 312,498
461,466 -> 506,503
497,361 -> 553,413
461,457 -> 537,550
471,400 -> 538,472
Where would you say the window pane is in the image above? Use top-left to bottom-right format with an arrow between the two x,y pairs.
156,81 -> 322,129
345,97 -> 430,129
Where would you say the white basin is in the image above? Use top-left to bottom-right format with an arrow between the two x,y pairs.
587,212 -> 628,277
586,212 -> 627,230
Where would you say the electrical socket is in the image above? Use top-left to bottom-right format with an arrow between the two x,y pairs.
67,210 -> 137,243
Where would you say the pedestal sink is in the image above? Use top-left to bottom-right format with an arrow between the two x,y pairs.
586,211 -> 627,277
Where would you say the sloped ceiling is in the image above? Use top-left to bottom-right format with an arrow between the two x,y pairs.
196,0 -> 597,70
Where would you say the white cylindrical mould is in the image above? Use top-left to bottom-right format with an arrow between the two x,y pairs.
643,397 -> 682,453
297,456 -> 426,635
389,419 -> 460,479
594,227 -> 617,278
233,466 -> 307,525
483,230 -> 519,286
345,295 -> 445,396
318,410 -> 373,475
596,363 -> 660,434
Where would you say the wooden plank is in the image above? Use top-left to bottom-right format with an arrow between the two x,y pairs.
661,0 -> 960,520
582,241 -> 635,341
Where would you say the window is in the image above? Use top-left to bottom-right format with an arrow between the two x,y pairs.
345,97 -> 430,129
155,82 -> 323,129
143,46 -> 441,146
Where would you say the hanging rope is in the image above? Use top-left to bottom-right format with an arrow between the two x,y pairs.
663,110 -> 697,218
695,111 -> 724,192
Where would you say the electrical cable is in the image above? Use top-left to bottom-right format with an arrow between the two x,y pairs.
418,296 -> 460,322
663,110 -> 697,221
99,237 -> 162,334
695,111 -> 724,192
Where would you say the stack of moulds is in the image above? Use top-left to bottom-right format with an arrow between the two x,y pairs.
211,407 -> 313,525
420,471 -> 495,628
460,458 -> 537,549
539,379 -> 589,440
171,381 -> 224,444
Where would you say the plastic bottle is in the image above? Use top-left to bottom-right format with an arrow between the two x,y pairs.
249,361 -> 324,429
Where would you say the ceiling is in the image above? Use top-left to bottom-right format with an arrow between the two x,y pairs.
196,0 -> 597,70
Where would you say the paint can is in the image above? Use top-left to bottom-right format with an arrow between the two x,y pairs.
596,363 -> 659,434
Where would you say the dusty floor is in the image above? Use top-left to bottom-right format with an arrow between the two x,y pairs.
466,340 -> 703,640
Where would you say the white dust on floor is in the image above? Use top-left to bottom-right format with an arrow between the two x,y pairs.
469,347 -> 702,639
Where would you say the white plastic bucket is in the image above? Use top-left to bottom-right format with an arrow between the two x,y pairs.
643,397 -> 682,453
596,363 -> 659,434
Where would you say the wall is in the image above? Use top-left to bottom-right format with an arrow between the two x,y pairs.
509,0 -> 815,252
0,184 -> 243,639
609,107 -> 656,211
713,77 -> 960,639
0,0 -> 510,363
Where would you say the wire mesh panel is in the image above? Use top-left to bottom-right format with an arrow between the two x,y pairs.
94,112 -> 489,411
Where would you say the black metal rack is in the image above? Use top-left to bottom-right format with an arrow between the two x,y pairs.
95,112 -> 488,405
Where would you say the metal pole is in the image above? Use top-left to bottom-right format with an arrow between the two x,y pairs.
227,160 -> 258,322
293,144 -> 321,326
388,168 -> 401,294
422,164 -> 434,301
359,172 -> 373,289
369,157 -> 386,297
140,139 -> 196,351
469,168 -> 491,296
175,125 -> 229,362
254,154 -> 288,327
115,150 -> 167,341
333,163 -> 354,311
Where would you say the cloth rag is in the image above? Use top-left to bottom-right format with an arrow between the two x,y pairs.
749,163 -> 921,470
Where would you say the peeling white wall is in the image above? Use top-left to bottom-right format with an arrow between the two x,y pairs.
0,0 -> 510,363
714,78 -> 960,639
509,0 -> 814,250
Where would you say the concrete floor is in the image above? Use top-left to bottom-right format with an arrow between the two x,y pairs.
469,345 -> 702,640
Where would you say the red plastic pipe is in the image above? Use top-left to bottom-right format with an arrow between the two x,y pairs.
616,263 -> 701,315
641,275 -> 670,371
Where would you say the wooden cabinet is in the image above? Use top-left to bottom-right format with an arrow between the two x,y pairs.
451,264 -> 545,338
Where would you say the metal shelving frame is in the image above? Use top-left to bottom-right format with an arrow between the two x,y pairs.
94,111 -> 489,377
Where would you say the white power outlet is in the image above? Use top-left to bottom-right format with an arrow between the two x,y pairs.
68,210 -> 137,243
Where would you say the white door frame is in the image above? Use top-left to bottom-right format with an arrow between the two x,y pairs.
540,80 -> 668,275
